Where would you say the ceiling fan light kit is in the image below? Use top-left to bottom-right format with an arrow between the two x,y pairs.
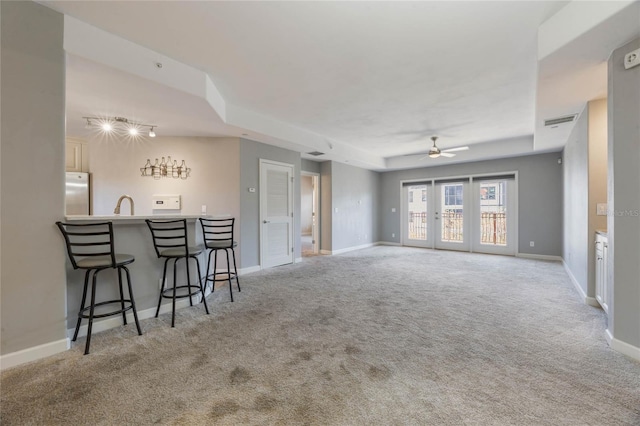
416,136 -> 470,160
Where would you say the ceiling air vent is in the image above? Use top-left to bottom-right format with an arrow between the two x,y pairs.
544,114 -> 578,127
307,151 -> 325,156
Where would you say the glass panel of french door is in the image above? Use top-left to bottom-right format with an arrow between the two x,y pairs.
472,179 -> 516,255
403,184 -> 432,247
435,181 -> 470,251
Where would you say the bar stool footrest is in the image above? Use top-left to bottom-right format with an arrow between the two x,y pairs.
206,272 -> 238,283
160,284 -> 203,299
78,300 -> 135,319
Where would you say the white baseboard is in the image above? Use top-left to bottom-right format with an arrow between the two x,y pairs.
0,338 -> 70,371
239,265 -> 261,275
607,331 -> 640,362
376,241 -> 402,246
516,253 -> 563,261
562,260 -> 599,306
321,242 -> 376,256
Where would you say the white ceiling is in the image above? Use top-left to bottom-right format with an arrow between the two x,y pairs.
47,1 -> 639,170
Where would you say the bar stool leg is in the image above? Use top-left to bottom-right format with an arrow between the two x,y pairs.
155,258 -> 170,318
123,266 -> 142,336
194,256 -> 209,314
85,270 -> 100,355
213,250 -> 219,293
226,248 -> 234,302
232,248 -> 240,292
171,259 -> 178,328
185,257 -> 194,307
73,270 -> 92,342
205,249 -> 214,294
117,267 -> 128,325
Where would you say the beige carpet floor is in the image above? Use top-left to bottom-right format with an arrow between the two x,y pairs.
2,246 -> 639,425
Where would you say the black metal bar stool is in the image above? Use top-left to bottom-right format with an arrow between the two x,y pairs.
56,221 -> 142,355
146,219 -> 209,327
199,218 -> 241,302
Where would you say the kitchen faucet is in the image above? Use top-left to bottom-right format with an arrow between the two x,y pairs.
114,195 -> 134,216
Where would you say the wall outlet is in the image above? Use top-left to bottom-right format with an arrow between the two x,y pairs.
391,208 -> 396,213
334,207 -> 339,213
529,241 -> 535,247
392,233 -> 395,238
201,205 -> 207,214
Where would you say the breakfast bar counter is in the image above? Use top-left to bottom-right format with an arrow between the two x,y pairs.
63,215 -> 214,334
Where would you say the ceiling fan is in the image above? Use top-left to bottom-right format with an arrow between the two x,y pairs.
420,136 -> 469,160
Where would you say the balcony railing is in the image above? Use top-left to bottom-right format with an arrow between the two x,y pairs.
408,211 -> 506,245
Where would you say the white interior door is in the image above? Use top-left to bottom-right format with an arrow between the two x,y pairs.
434,181 -> 470,251
403,183 -> 433,248
471,178 -> 516,255
260,160 -> 294,268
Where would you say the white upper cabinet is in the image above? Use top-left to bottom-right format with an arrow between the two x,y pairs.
65,137 -> 89,172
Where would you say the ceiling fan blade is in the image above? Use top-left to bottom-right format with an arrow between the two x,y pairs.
441,146 -> 469,153
440,152 -> 456,158
419,154 -> 431,161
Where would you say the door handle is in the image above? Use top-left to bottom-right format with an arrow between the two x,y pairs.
263,220 -> 270,224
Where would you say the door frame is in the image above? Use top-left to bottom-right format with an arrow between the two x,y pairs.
301,171 -> 320,255
400,171 -> 519,255
259,159 -> 295,269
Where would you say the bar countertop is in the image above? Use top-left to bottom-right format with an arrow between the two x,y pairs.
64,214 -> 214,222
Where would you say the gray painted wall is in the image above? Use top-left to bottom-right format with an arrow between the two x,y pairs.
1,1 -> 68,354
608,38 -> 640,349
301,159 -> 321,174
239,138 -> 301,267
562,106 -> 589,295
320,161 -> 332,251
380,152 -> 563,256
330,162 -> 380,251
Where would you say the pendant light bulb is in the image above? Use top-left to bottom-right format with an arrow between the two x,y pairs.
149,127 -> 156,138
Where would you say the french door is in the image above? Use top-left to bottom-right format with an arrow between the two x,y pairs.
402,175 -> 517,255
403,183 -> 432,248
434,181 -> 470,251
471,178 -> 516,255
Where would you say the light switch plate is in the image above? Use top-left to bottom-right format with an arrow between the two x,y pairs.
597,203 -> 608,216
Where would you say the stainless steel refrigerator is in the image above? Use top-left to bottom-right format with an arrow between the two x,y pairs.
65,172 -> 90,215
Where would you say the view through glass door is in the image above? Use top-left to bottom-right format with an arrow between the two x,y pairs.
472,179 -> 516,255
403,184 -> 432,248
435,181 -> 470,251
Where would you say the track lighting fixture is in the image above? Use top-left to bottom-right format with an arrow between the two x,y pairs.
83,116 -> 157,138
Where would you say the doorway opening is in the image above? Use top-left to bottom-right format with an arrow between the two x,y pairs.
301,172 -> 320,256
